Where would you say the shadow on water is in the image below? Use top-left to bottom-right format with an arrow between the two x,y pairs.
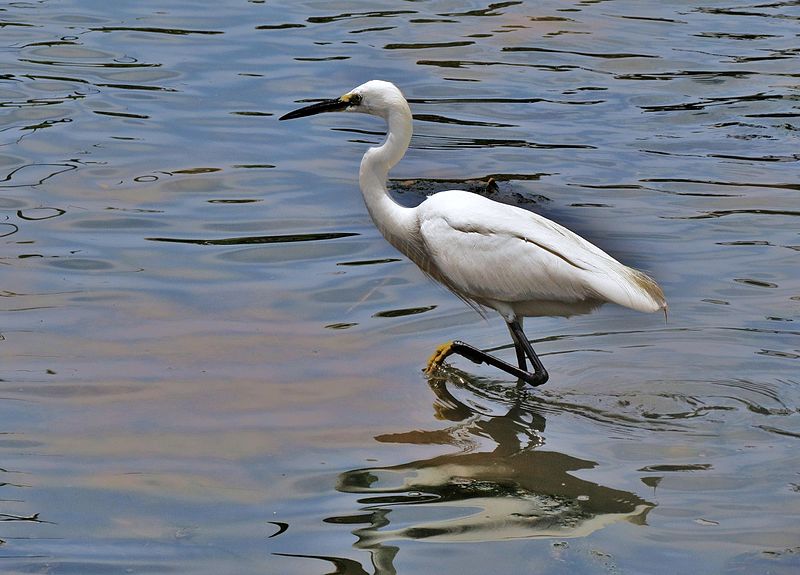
277,373 -> 652,574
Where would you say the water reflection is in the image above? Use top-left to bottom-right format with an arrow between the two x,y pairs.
285,374 -> 651,573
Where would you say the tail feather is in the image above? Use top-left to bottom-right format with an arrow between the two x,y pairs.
588,262 -> 667,314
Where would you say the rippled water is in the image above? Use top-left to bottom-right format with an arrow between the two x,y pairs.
1,1 -> 798,573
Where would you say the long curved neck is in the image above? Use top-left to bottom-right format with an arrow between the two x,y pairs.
358,104 -> 418,256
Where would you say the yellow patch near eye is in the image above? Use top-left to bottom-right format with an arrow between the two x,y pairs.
340,93 -> 354,103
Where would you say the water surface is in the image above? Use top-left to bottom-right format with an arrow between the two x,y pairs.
1,1 -> 798,574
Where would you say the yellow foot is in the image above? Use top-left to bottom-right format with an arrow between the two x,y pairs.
424,341 -> 455,375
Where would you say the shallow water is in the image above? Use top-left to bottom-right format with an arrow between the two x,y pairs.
1,0 -> 798,573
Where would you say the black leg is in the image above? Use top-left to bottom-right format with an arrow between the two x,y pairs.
424,327 -> 549,387
507,319 -> 548,386
447,341 -> 533,382
507,321 -> 528,371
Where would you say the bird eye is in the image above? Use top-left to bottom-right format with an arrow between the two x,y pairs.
348,93 -> 362,106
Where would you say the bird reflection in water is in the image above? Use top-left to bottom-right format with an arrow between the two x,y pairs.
277,373 -> 653,574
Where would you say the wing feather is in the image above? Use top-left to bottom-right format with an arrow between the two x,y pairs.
416,190 -> 665,315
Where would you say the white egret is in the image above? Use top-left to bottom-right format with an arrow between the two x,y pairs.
280,80 -> 666,386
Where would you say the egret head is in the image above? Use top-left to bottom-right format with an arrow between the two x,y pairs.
279,80 -> 407,121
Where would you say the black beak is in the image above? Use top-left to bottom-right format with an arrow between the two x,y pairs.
279,97 -> 349,121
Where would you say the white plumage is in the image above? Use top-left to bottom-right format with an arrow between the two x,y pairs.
281,80 -> 666,386
416,190 -> 664,318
